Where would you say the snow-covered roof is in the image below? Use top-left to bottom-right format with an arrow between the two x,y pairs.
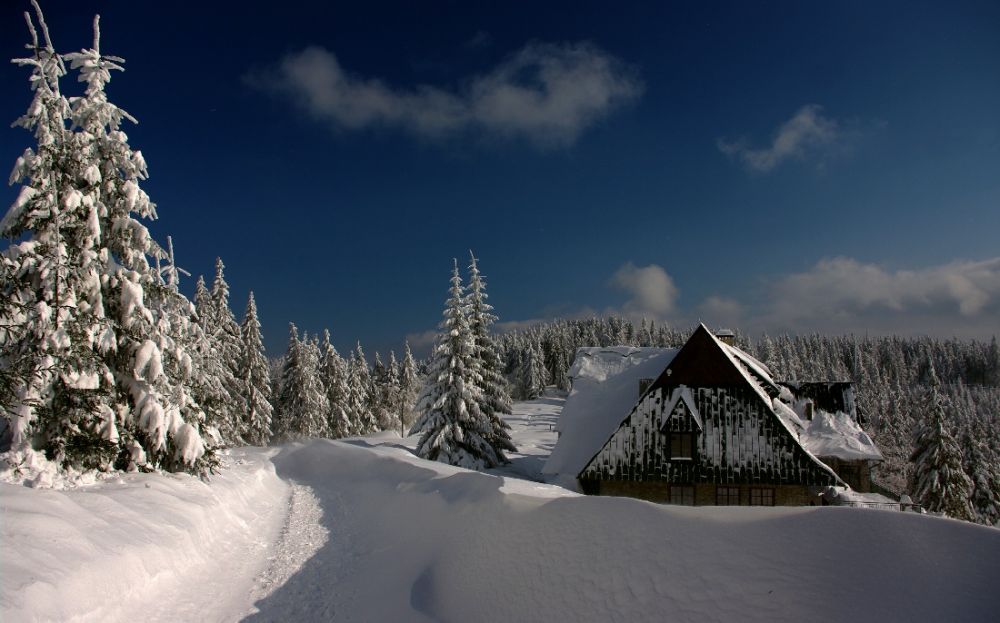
713,331 -> 880,463
772,394 -> 883,462
543,347 -> 678,478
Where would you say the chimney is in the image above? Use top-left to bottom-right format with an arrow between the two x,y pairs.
715,329 -> 736,345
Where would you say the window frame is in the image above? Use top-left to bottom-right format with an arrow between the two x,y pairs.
669,431 -> 695,461
668,485 -> 695,506
716,486 -> 741,506
749,487 -> 775,507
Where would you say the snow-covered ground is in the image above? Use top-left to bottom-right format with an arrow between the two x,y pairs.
3,394 -> 1000,622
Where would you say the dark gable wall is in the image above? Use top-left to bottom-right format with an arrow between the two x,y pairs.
580,325 -> 841,488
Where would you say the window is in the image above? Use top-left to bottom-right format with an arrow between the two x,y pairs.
670,432 -> 694,459
803,400 -> 815,421
750,488 -> 775,506
669,485 -> 695,506
716,486 -> 740,506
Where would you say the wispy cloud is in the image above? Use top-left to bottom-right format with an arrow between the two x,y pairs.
760,257 -> 1000,334
717,104 -> 840,173
609,262 -> 679,320
500,257 -> 1000,341
247,42 -> 642,148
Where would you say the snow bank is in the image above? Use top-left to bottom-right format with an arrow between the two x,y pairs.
4,438 -> 999,622
256,440 -> 1000,623
0,449 -> 289,622
543,347 -> 676,483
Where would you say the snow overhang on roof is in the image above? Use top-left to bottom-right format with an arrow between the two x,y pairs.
544,347 -> 678,477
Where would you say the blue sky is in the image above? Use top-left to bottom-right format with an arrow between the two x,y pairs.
3,1 -> 999,356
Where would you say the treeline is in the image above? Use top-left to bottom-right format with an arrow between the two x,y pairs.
497,316 -> 1000,525
267,328 -> 420,441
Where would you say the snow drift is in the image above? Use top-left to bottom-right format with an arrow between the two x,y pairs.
3,438 -> 1000,622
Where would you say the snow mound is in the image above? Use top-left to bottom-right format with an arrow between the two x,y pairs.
1,449 -> 289,622
4,439 -> 1000,622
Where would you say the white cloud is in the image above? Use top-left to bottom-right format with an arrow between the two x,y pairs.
249,42 -> 642,147
609,262 -> 679,320
718,104 -> 839,172
403,329 -> 438,359
758,257 -> 1000,336
697,296 -> 744,328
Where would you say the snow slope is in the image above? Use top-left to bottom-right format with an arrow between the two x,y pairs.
4,400 -> 1000,622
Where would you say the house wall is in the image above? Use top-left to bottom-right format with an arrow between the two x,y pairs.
580,385 -> 840,488
590,481 -> 819,506
820,457 -> 875,492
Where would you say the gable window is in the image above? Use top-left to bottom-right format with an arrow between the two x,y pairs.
669,485 -> 695,506
716,486 -> 740,506
750,487 -> 775,506
670,432 -> 694,460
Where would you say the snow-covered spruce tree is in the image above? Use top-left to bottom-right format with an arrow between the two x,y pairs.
350,342 -> 378,435
190,275 -> 233,445
466,252 -> 515,458
319,329 -> 350,438
196,258 -> 244,445
273,324 -> 329,441
67,15 -> 214,471
238,292 -> 272,446
0,6 -> 117,468
397,340 -> 420,435
386,350 -> 404,435
962,432 -> 1000,526
909,363 -> 974,521
371,352 -> 400,432
517,341 -> 548,400
410,260 -> 500,469
2,10 -> 212,473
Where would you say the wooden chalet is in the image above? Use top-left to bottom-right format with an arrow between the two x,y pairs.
544,325 -> 883,507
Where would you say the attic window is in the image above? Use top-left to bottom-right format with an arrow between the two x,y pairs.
639,378 -> 654,396
670,432 -> 694,460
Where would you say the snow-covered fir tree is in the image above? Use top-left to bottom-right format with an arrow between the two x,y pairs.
191,275 -> 234,445
962,431 -> 1000,526
386,350 -> 405,435
465,252 -> 515,459
347,343 -> 377,435
2,9 -> 212,473
410,260 -> 500,469
273,324 -> 329,441
238,292 -> 272,446
319,329 -> 351,438
0,6 -> 113,468
516,341 -> 548,400
192,258 -> 243,445
370,352 -> 399,432
398,341 -> 420,435
909,363 -> 974,521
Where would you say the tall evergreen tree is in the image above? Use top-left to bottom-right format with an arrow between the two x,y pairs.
318,330 -> 350,438
204,258 -> 243,445
466,252 -> 515,459
349,343 -> 377,435
2,9 -> 212,473
273,324 -> 328,441
910,363 -> 974,521
411,260 -> 499,469
238,292 -> 272,446
398,341 -> 420,435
